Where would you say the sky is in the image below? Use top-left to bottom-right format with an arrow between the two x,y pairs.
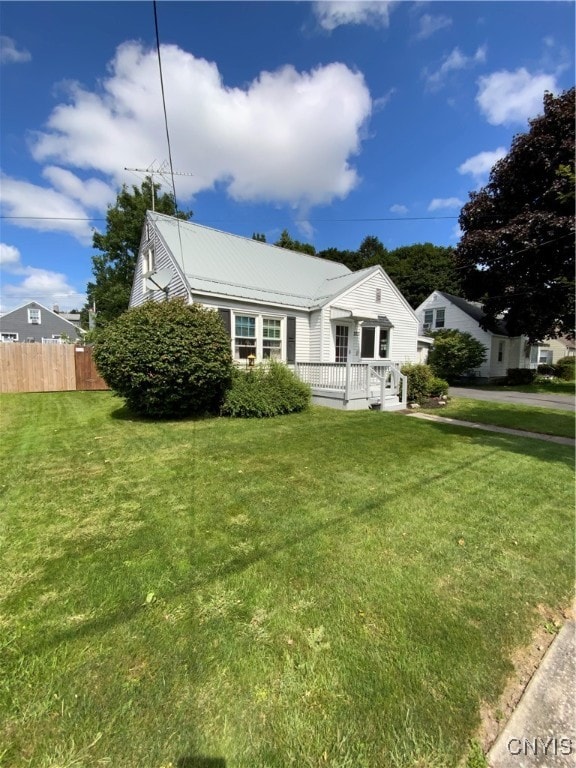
0,1 -> 574,314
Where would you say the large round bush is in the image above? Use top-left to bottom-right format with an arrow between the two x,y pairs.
427,329 -> 487,383
94,299 -> 233,418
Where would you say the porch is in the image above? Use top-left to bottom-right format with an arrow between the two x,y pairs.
295,362 -> 407,411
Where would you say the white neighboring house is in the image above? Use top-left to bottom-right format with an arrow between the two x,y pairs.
415,291 -> 565,379
128,212 -> 422,410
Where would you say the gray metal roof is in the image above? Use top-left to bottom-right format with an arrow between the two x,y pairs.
151,213 -> 368,310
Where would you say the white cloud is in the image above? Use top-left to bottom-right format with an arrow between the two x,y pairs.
0,244 -> 85,313
428,197 -> 463,211
450,225 -> 463,242
42,167 -> 115,210
313,1 -> 394,31
0,175 -> 94,242
0,35 -> 31,64
31,42 -> 373,210
416,14 -> 452,41
424,46 -> 487,90
390,204 -> 408,214
0,243 -> 21,268
458,147 -> 507,183
476,68 -> 558,125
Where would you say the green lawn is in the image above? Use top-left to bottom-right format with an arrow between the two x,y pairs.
1,393 -> 574,768
422,397 -> 575,438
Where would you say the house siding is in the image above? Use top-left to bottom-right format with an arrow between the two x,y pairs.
416,293 -> 492,377
323,271 -> 418,364
0,302 -> 84,343
129,227 -> 189,308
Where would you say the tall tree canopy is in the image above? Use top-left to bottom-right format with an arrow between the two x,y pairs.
274,229 -> 316,256
381,243 -> 462,308
86,178 -> 192,328
456,87 -> 575,342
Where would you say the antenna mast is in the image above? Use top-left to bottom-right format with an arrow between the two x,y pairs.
124,161 -> 195,211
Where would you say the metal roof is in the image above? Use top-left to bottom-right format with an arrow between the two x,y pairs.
150,213 -> 368,310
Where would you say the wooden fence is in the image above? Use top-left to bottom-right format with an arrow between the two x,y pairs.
0,344 -> 109,393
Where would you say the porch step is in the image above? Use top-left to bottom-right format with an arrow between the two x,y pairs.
369,395 -> 403,411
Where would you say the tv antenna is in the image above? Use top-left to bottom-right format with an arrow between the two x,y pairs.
124,161 -> 195,211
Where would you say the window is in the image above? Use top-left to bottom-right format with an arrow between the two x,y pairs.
234,315 -> 256,359
497,341 -> 505,363
422,307 -> 445,330
375,288 -> 381,303
28,308 -> 41,324
539,349 -> 553,364
435,308 -> 445,328
143,247 -> 155,275
262,318 -> 281,359
361,326 -> 390,359
335,325 -> 349,362
1,332 -> 18,342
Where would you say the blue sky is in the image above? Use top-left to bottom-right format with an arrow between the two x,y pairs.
1,1 -> 574,313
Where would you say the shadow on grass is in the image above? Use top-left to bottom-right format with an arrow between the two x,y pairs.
177,757 -> 226,767
110,404 -> 217,424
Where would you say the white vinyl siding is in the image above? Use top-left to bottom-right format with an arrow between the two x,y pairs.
130,229 -> 189,308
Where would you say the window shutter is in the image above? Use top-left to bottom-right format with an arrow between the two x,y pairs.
218,308 -> 231,337
286,316 -> 296,363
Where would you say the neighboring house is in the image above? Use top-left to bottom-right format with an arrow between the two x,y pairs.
128,212 -> 421,409
415,291 -> 568,379
0,302 -> 85,344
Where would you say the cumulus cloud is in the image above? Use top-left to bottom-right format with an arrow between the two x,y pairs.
415,14 -> 452,41
0,175 -> 95,242
428,197 -> 463,211
458,147 -> 507,183
31,42 -> 372,210
42,167 -> 116,210
390,204 -> 408,214
476,68 -> 558,125
424,45 -> 486,90
313,1 -> 394,30
0,244 -> 85,313
0,35 -> 31,64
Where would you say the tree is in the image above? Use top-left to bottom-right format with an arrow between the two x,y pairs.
427,329 -> 487,383
274,229 -> 316,255
93,299 -> 233,419
380,243 -> 462,308
252,232 -> 267,242
86,178 -> 192,328
456,87 -> 575,343
316,246 -> 360,271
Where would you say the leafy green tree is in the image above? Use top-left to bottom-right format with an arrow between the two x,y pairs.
316,246 -> 362,271
275,229 -> 316,255
86,178 -> 192,328
357,235 -> 387,267
93,299 -> 233,418
381,243 -> 462,308
252,232 -> 267,242
427,329 -> 487,383
456,87 -> 575,343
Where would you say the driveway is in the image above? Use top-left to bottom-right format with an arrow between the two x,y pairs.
449,387 -> 575,412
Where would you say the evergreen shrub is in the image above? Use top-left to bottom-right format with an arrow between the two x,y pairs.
93,299 -> 233,418
221,360 -> 311,418
555,356 -> 576,381
400,363 -> 449,404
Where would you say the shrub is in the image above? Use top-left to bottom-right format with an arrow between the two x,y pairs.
537,363 -> 557,376
555,356 -> 576,381
400,363 -> 449,404
506,368 -> 536,385
221,360 -> 311,418
427,329 -> 487,383
93,299 -> 233,418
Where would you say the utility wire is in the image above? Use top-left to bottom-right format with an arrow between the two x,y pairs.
153,0 -> 178,213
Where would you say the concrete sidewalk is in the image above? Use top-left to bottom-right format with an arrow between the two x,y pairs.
488,619 -> 576,767
406,412 -> 575,446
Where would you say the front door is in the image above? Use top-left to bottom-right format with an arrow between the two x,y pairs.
335,325 -> 349,362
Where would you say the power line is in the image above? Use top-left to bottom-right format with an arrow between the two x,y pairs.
153,0 -> 178,213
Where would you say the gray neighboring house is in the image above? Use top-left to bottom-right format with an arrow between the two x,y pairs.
0,302 -> 85,343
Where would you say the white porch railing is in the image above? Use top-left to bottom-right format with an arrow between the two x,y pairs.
295,362 -> 407,410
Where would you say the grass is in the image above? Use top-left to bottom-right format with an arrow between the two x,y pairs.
1,392 -> 574,768
421,397 -> 575,438
455,380 -> 575,396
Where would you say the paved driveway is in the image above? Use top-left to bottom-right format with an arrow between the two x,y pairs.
449,387 -> 575,412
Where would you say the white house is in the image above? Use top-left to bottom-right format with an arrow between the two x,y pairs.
129,212 -> 422,409
415,291 -> 564,379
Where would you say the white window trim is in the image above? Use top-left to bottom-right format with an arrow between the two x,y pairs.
422,307 -> 445,330
1,332 -> 18,342
28,308 -> 41,324
231,311 -> 285,362
360,325 -> 391,360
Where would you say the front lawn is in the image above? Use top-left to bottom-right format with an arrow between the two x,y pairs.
1,393 -> 574,768
422,397 -> 575,438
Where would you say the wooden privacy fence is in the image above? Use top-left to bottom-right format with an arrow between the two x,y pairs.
0,344 -> 109,393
